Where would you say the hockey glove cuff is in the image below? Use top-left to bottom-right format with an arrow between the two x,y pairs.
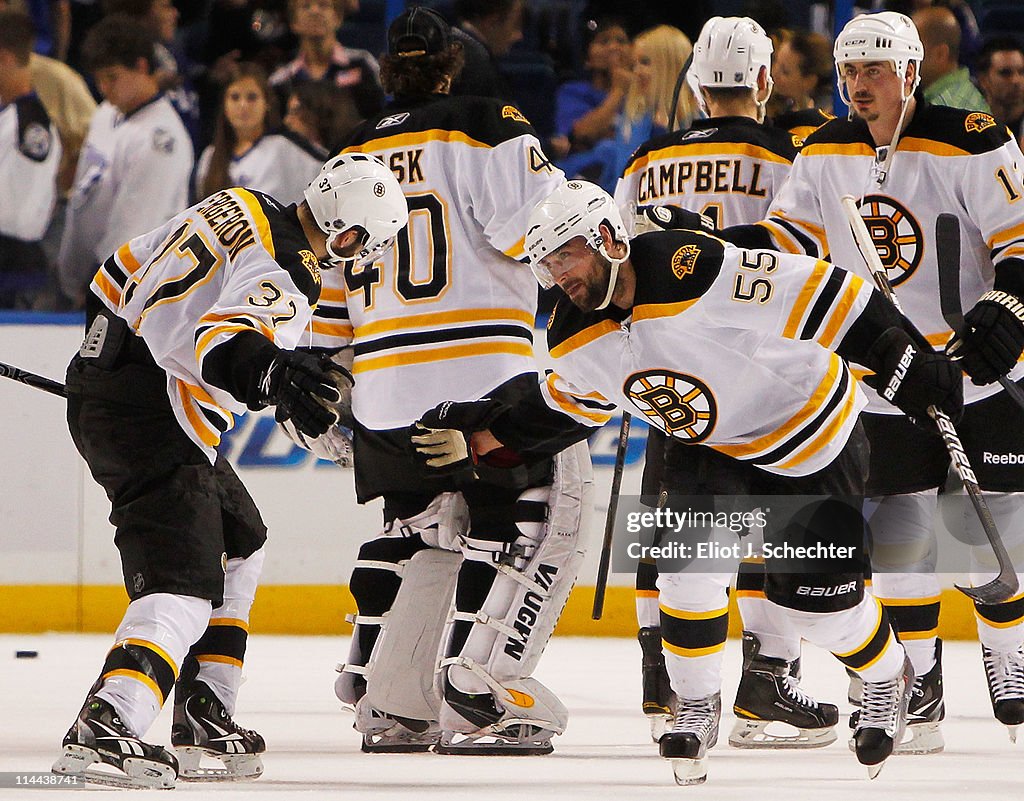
251,349 -> 346,438
864,327 -> 963,424
277,410 -> 354,467
634,204 -> 716,236
946,290 -> 1024,385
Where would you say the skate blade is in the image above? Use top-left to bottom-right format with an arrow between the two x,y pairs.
436,731 -> 553,756
174,746 -> 263,781
867,761 -> 885,780
669,757 -> 708,786
361,737 -> 435,754
647,713 -> 672,743
728,718 -> 836,749
53,745 -> 176,789
893,722 -> 944,755
1008,724 -> 1019,744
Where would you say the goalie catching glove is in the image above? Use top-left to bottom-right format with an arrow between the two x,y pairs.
250,349 -> 353,438
410,398 -> 507,475
946,290 -> 1024,385
864,327 -> 963,424
634,204 -> 716,236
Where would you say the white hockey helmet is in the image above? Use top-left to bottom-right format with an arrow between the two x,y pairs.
689,16 -> 773,92
525,180 -> 630,310
833,11 -> 924,100
303,153 -> 408,266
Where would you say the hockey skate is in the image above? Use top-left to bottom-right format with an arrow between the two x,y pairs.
436,673 -> 565,755
730,633 -> 838,749
851,657 -> 914,779
982,644 -> 1024,743
638,626 -> 676,741
52,696 -> 178,790
659,693 -> 720,786
171,680 -> 265,780
354,697 -> 440,753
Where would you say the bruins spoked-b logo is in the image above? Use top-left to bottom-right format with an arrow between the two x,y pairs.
625,370 -> 717,442
856,195 -> 923,287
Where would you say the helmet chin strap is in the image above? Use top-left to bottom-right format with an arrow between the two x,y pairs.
595,243 -> 628,311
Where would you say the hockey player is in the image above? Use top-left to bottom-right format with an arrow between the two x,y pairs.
612,17 -> 839,748
303,8 -> 585,756
413,179 -> 966,782
714,11 -> 1024,749
50,155 -> 407,788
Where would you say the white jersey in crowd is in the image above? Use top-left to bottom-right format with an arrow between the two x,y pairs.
59,94 -> 193,298
614,116 -> 800,232
88,187 -> 322,460
757,103 -> 1024,413
542,229 -> 876,477
193,131 -> 326,206
0,93 -> 61,242
310,95 -> 565,430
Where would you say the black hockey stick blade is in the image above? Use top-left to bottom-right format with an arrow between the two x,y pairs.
936,213 -> 1024,411
592,412 -> 631,620
0,361 -> 67,398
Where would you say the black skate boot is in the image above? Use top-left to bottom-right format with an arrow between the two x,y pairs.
52,696 -> 178,789
982,644 -> 1024,742
639,626 -> 676,742
659,693 -> 721,786
852,656 -> 914,779
730,632 -> 838,749
171,680 -> 265,780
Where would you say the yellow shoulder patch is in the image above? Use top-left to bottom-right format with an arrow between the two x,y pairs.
671,245 -> 701,280
965,112 -> 996,134
502,105 -> 530,124
792,134 -> 805,149
299,249 -> 322,286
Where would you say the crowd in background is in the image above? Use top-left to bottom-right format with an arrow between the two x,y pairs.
1,0 -> 1022,310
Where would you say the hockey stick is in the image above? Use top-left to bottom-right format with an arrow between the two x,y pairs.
592,411 -> 630,620
0,361 -> 67,398
841,196 -> 1017,604
935,213 -> 1024,412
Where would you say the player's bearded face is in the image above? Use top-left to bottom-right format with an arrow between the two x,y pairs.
540,237 -> 611,312
841,61 -> 903,125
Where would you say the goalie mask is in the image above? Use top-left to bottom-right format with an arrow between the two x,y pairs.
304,153 -> 409,267
688,16 -> 774,120
525,181 -> 630,311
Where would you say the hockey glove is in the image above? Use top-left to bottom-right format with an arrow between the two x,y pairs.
634,204 -> 716,236
946,290 -> 1024,385
252,350 -> 350,438
409,398 -> 507,475
864,327 -> 963,424
277,409 -> 354,467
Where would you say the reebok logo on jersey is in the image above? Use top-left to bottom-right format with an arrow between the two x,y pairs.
883,344 -> 915,401
376,113 -> 410,129
671,245 -> 700,280
983,452 -> 1024,464
681,128 -> 715,140
965,113 -> 996,133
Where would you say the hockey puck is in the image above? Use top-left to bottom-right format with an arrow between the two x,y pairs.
15,650 -> 38,659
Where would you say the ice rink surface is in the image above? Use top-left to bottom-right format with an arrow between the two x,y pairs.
2,634 -> 1021,798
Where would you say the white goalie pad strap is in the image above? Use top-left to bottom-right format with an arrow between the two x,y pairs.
449,442 -> 594,696
365,548 -> 463,721
349,613 -> 387,626
353,558 -> 406,575
386,491 -> 470,551
339,663 -> 368,676
450,610 -> 524,641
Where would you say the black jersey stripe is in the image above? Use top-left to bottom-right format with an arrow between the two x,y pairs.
352,323 -> 533,357
773,217 -> 820,256
799,266 -> 847,340
313,304 -> 351,321
100,255 -> 130,290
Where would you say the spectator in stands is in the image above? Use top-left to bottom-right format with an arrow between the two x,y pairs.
0,9 -> 61,308
101,0 -> 201,147
767,28 -> 832,118
451,0 -> 523,99
283,79 -> 360,152
912,5 -> 989,111
269,0 -> 383,120
884,0 -> 982,68
976,36 -> 1024,148
550,14 -> 631,159
194,62 -> 324,205
58,15 -> 193,307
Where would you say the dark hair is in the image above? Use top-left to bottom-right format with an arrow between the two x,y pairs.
380,43 -> 465,98
455,0 -> 519,24
582,14 -> 629,49
101,0 -> 156,16
977,36 -> 1024,74
778,28 -> 833,97
81,14 -> 157,73
0,10 -> 36,65
287,0 -> 347,22
289,81 -> 362,151
202,63 -> 280,198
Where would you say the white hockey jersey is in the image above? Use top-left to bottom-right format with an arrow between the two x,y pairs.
193,131 -> 326,206
614,116 -> 800,231
309,96 -> 565,430
60,94 -> 193,298
541,229 -> 876,477
0,93 -> 61,242
757,103 -> 1024,412
88,188 -> 322,460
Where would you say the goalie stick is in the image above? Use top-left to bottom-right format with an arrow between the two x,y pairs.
841,196 -> 1018,605
0,361 -> 67,398
592,412 -> 630,620
935,212 -> 1024,412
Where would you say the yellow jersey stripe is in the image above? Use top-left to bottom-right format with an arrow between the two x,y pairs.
776,372 -> 858,470
352,341 -> 533,374
659,604 -> 729,621
622,141 -> 793,178
632,298 -> 700,322
120,637 -> 179,676
195,323 -> 258,361
783,260 -> 829,339
116,242 -> 142,275
312,320 -> 355,338
345,128 -> 492,154
177,380 -> 220,448
196,654 -> 244,668
761,220 -> 802,254
320,286 -> 346,303
663,641 -> 727,658
549,319 -> 621,359
543,374 -> 612,423
817,275 -> 864,349
199,312 -> 274,339
834,599 -> 884,658
354,307 -> 535,338
235,189 -> 274,259
876,595 -> 942,606
503,235 -> 526,260
208,617 -> 250,631
93,271 -> 122,309
898,137 -> 971,158
773,211 -> 827,249
101,668 -> 164,703
989,219 -> 1024,250
802,142 -> 875,158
